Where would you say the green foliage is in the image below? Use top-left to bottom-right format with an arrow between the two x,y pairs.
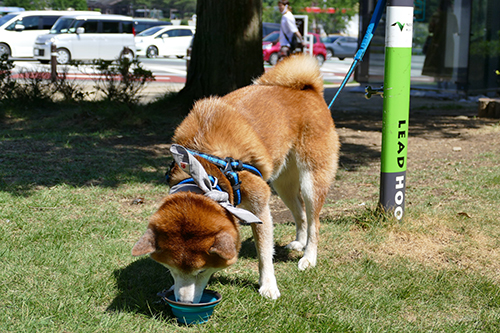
51,0 -> 88,10
0,54 -> 155,119
53,68 -> 89,103
9,70 -> 55,106
3,0 -> 40,10
262,1 -> 281,24
471,31 -> 500,57
4,0 -> 86,10
122,0 -> 196,19
0,54 -> 16,105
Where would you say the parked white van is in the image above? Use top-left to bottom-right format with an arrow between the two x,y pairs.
33,14 -> 136,64
0,10 -> 100,58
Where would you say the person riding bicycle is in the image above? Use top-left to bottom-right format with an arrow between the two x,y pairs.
278,0 -> 303,61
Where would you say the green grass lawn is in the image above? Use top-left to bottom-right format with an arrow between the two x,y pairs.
1,103 -> 500,332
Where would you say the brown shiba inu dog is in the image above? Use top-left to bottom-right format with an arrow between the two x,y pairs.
132,54 -> 340,303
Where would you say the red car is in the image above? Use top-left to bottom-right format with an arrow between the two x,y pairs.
262,31 -> 326,66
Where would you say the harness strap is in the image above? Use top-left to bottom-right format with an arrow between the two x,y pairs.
222,158 -> 242,205
167,144 -> 263,224
166,148 -> 264,206
177,175 -> 223,192
186,149 -> 263,178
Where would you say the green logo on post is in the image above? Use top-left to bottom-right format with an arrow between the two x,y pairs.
391,22 -> 405,31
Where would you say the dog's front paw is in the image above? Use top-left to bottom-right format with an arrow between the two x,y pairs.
285,241 -> 306,251
298,255 -> 317,271
259,285 -> 281,300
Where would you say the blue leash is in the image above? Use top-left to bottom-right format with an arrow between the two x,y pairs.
328,0 -> 387,109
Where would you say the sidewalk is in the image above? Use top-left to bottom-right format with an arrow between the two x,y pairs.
137,81 -> 478,117
138,81 -> 184,102
324,84 -> 479,118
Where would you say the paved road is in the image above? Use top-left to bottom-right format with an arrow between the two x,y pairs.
10,56 -> 355,85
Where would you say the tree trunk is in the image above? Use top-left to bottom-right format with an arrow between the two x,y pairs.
176,0 -> 264,112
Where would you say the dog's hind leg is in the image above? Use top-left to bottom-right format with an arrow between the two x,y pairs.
271,156 -> 308,252
296,149 -> 338,270
295,144 -> 337,270
295,169 -> 327,270
272,150 -> 333,270
292,118 -> 339,270
280,193 -> 307,252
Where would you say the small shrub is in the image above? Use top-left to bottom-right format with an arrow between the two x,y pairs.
91,57 -> 155,109
1,56 -> 157,124
53,66 -> 89,103
11,69 -> 54,106
333,206 -> 395,230
0,54 -> 17,102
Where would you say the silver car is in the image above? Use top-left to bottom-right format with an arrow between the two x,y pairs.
321,35 -> 357,60
33,14 -> 135,64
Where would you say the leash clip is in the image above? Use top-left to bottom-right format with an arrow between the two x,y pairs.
365,85 -> 384,99
223,157 -> 242,205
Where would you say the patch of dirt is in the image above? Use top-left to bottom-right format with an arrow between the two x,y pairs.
268,90 -> 500,224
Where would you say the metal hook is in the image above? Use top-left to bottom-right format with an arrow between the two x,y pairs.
365,85 -> 384,99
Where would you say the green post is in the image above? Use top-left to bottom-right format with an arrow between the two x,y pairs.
379,0 -> 414,220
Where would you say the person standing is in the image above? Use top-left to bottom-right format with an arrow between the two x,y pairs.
422,0 -> 457,88
278,0 -> 303,61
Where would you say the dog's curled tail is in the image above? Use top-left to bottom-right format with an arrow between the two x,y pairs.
254,54 -> 323,95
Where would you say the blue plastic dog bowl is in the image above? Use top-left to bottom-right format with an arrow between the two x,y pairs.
164,289 -> 222,325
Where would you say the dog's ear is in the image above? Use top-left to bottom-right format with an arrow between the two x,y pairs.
209,231 -> 237,260
132,228 -> 157,256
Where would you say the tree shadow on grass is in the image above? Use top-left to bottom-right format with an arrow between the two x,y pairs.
107,257 -> 174,320
210,274 -> 260,293
108,235 -> 298,319
209,236 -> 298,293
238,235 -> 300,264
2,87 -> 496,198
327,88 -> 493,138
0,133 -> 174,197
338,142 -> 381,172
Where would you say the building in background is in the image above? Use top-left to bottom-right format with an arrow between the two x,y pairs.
356,0 -> 500,96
